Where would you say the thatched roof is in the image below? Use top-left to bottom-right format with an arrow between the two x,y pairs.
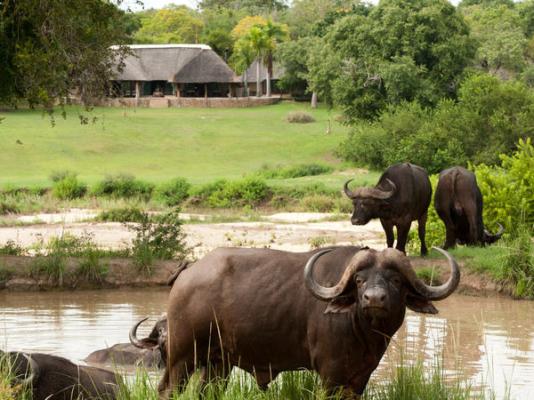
245,59 -> 284,82
113,44 -> 237,83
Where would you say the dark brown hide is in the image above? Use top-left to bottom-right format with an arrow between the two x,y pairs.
344,163 -> 432,255
434,166 -> 503,249
84,343 -> 161,368
161,246 -> 459,398
129,315 -> 168,367
3,351 -> 119,400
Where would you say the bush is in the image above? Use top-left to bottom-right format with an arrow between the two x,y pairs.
129,208 -> 189,273
204,177 -> 270,208
92,174 -> 154,200
188,179 -> 228,205
300,195 -> 335,212
52,174 -> 87,200
474,139 -> 534,233
501,223 -> 534,298
0,240 -> 24,256
156,178 -> 191,206
0,200 -> 19,215
258,163 -> 334,179
286,111 -> 315,123
50,170 -> 76,183
339,74 -> 534,173
97,207 -> 146,223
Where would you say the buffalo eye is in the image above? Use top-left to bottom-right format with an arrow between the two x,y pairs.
391,276 -> 402,288
355,276 -> 365,288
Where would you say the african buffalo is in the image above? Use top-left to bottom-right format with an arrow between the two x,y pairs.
344,163 -> 432,255
1,350 -> 119,400
160,245 -> 459,398
129,314 -> 168,367
84,315 -> 167,368
434,166 -> 504,249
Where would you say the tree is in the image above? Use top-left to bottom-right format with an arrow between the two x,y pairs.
200,8 -> 245,60
199,0 -> 288,14
461,4 -> 527,73
134,5 -> 203,44
231,17 -> 287,97
0,0 -> 132,109
307,0 -> 475,121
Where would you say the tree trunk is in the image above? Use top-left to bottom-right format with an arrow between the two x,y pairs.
266,53 -> 273,97
266,69 -> 272,97
256,59 -> 262,97
311,92 -> 317,108
243,72 -> 248,97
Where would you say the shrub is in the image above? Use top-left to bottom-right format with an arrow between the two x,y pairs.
92,174 -> 154,200
300,194 -> 335,212
339,74 -> 534,173
258,163 -> 334,179
156,178 -> 191,206
129,208 -> 189,274
49,170 -> 76,183
286,111 -> 315,123
474,139 -> 534,233
188,179 -> 228,205
206,177 -> 270,208
0,200 -> 19,215
0,240 -> 24,256
501,223 -> 534,298
97,207 -> 146,223
52,174 -> 87,200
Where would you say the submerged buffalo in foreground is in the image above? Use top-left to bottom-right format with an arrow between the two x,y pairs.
344,163 -> 432,255
84,314 -> 167,368
435,166 -> 503,249
0,350 -> 119,400
160,246 -> 459,398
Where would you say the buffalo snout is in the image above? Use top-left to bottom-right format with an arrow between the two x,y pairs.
362,287 -> 388,310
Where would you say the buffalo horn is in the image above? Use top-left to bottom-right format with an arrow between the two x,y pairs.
408,247 -> 460,301
484,223 -> 504,242
304,249 -> 358,301
373,178 -> 396,200
343,179 -> 356,199
130,317 -> 153,349
20,353 -> 39,386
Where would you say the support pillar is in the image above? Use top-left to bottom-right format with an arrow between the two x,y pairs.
135,81 -> 141,106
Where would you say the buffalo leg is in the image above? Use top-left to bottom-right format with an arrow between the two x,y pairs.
417,212 -> 428,256
395,223 -> 411,254
380,219 -> 395,248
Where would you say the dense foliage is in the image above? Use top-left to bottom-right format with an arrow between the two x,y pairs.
339,74 -> 534,173
0,0 -> 132,108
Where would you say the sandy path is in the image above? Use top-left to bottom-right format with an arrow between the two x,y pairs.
0,212 -> 385,257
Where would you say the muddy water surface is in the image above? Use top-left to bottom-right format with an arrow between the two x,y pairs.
1,289 -> 533,399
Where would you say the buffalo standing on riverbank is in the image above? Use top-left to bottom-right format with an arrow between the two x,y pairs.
160,245 -> 459,398
434,166 -> 504,249
344,163 -> 432,255
1,351 -> 119,399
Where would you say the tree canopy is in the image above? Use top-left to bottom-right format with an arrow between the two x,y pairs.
0,0 -> 132,109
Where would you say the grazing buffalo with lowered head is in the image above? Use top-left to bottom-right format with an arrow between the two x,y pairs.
0,351 -> 119,400
160,246 -> 459,398
434,166 -> 504,249
344,163 -> 432,255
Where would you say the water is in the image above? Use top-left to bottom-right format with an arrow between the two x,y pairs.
1,289 -> 533,399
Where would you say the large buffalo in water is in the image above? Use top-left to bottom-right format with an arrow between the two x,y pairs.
434,166 -> 504,249
344,163 -> 432,255
160,246 -> 459,398
1,351 -> 119,400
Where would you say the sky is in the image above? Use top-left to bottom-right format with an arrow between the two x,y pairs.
121,0 -> 461,11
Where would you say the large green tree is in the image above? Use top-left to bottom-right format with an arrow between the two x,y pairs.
134,5 -> 203,44
308,0 -> 475,121
462,4 -> 527,73
0,0 -> 132,109
198,0 -> 288,14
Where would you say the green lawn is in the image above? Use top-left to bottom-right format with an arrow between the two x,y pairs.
0,103 -> 352,188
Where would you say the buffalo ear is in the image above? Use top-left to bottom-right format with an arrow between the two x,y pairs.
406,294 -> 438,314
324,295 -> 356,314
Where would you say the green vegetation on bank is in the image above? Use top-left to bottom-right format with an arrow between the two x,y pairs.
0,103 -> 348,188
0,353 -> 502,400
